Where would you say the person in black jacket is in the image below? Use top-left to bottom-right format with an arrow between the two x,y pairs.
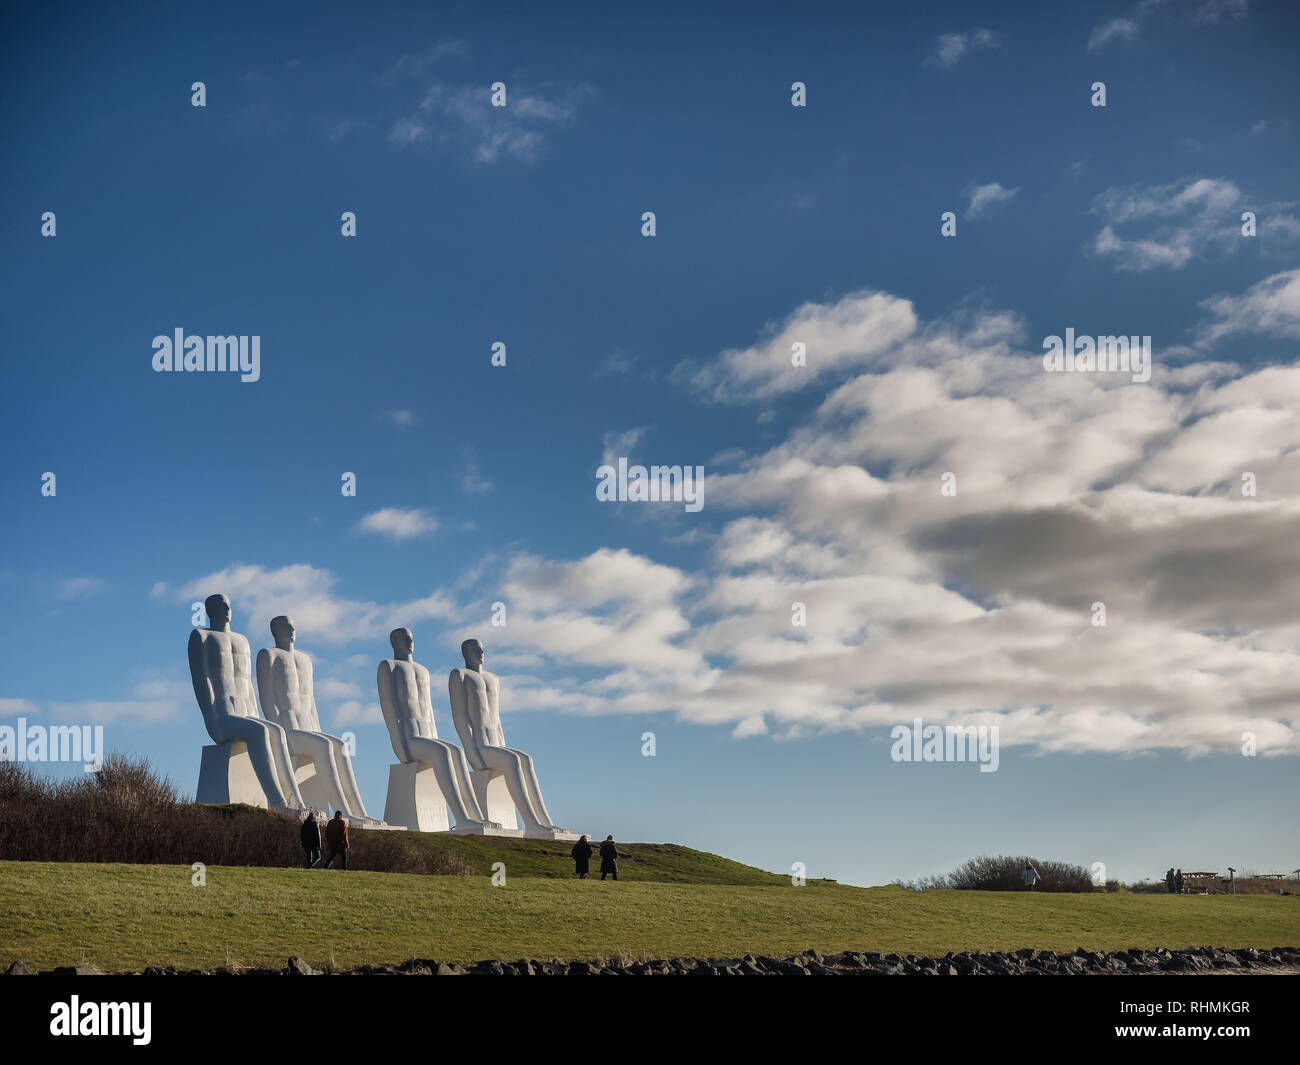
571,835 -> 592,878
599,835 -> 619,881
300,812 -> 322,869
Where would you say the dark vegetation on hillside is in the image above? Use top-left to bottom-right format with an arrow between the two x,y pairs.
0,756 -> 788,884
0,757 -> 470,875
901,854 -> 1096,893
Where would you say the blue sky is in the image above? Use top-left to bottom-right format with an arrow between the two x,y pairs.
2,0 -> 1298,887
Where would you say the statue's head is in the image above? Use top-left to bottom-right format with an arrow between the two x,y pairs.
204,593 -> 231,628
460,637 -> 484,668
390,627 -> 414,657
270,615 -> 295,649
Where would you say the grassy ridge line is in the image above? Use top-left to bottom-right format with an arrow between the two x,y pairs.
391,831 -> 789,884
1,861 -> 1296,971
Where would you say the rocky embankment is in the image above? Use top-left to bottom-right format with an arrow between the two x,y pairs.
6,945 -> 1299,976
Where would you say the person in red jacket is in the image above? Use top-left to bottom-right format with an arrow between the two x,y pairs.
324,811 -> 349,870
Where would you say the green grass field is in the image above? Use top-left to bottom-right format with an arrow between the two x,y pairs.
2,857 -> 1296,971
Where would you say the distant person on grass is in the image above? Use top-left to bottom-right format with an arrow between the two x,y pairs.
1175,869 -> 1184,894
324,810 -> 349,869
300,811 -> 322,869
571,835 -> 593,879
600,835 -> 619,881
1165,868 -> 1176,894
1022,860 -> 1039,891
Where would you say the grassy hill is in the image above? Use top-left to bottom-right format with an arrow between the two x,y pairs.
394,832 -> 790,884
2,858 -> 1296,972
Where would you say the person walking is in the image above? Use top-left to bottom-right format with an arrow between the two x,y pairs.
599,835 -> 619,881
300,811 -> 322,869
1022,860 -> 1040,891
1165,867 -> 1176,894
323,810 -> 349,870
1174,869 -> 1184,895
571,834 -> 593,879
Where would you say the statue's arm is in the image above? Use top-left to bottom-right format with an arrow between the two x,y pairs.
188,630 -> 214,715
448,672 -> 482,761
303,655 -> 322,732
489,678 -> 505,746
255,649 -> 275,723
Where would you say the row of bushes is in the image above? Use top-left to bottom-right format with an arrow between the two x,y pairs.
0,755 -> 471,876
900,854 -> 1098,892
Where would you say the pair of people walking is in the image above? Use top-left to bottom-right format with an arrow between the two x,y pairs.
1165,867 -> 1184,894
572,834 -> 618,880
300,810 -> 349,869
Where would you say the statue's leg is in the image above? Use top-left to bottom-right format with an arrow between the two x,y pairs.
506,747 -> 556,828
220,717 -> 290,808
483,748 -> 545,832
264,720 -> 306,807
289,731 -> 349,814
325,735 -> 369,819
448,744 -> 487,822
408,739 -> 484,827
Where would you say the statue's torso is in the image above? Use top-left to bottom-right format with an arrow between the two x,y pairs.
197,629 -> 256,718
389,659 -> 436,740
265,647 -> 317,731
455,668 -> 502,743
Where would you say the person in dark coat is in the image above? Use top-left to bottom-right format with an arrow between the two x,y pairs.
599,835 -> 619,881
571,835 -> 592,878
1165,868 -> 1176,894
300,812 -> 322,868
324,810 -> 349,869
1174,869 -> 1184,894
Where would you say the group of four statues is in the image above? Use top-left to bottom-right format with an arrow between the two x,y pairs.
187,593 -> 573,839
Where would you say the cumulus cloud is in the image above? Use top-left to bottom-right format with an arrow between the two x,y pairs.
965,182 -> 1020,219
357,507 -> 439,541
672,290 -> 918,403
175,562 -> 456,645
153,283 -> 1300,757
927,28 -> 1002,67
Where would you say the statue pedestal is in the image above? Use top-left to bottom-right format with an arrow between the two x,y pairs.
383,762 -> 451,832
470,768 -> 518,831
196,742 -> 268,807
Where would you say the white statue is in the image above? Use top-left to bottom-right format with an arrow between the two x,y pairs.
377,628 -> 501,832
188,593 -> 305,811
256,616 -> 376,824
448,638 -> 574,839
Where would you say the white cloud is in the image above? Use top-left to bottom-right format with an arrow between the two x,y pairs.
35,678 -> 192,725
1088,0 -> 1247,50
315,677 -> 362,700
927,28 -> 1002,67
176,562 -> 456,645
329,700 -> 383,727
1199,268 -> 1300,345
672,290 -> 918,403
460,447 -> 493,494
58,577 -> 107,599
965,182 -> 1020,219
1088,17 -> 1140,50
357,507 -> 439,541
389,81 -> 593,164
381,408 -> 418,428
1088,177 -> 1298,272
601,427 -> 646,466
